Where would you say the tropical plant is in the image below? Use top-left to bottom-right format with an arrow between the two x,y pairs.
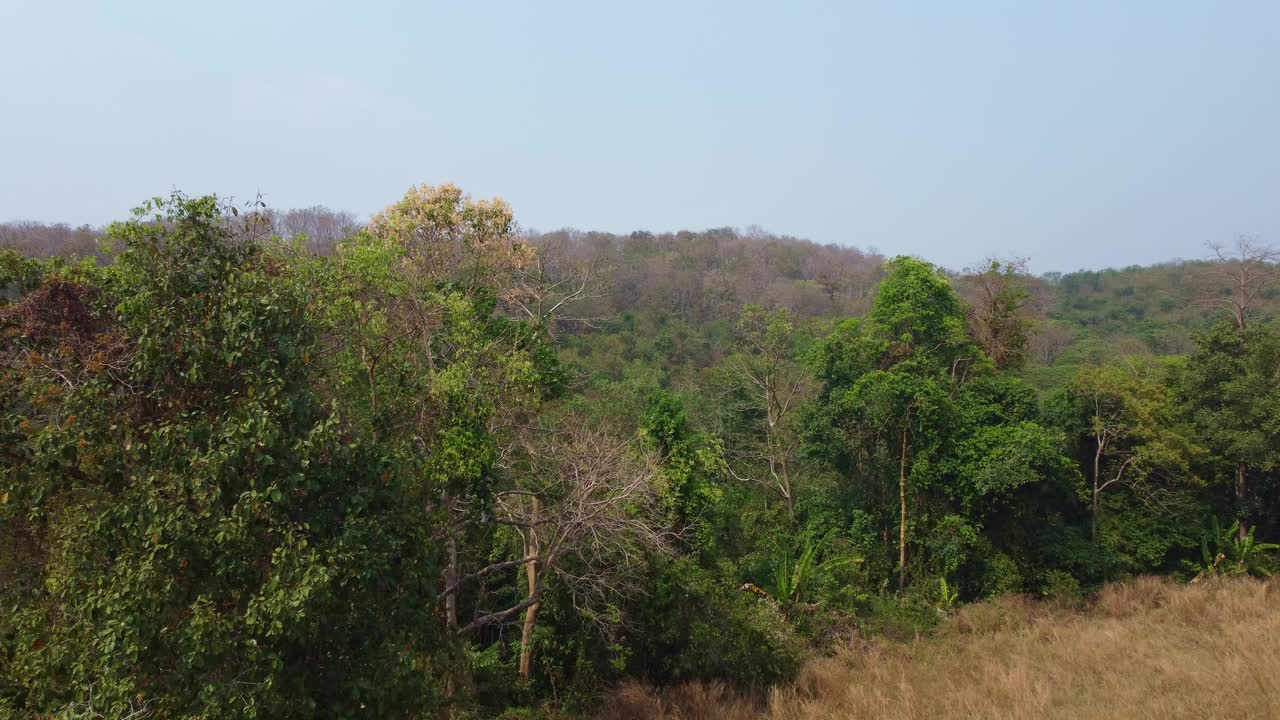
771,536 -> 862,607
936,576 -> 960,612
1196,518 -> 1279,579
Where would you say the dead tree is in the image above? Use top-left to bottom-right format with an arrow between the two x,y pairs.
447,425 -> 672,681
1204,234 -> 1279,332
726,306 -> 809,513
509,233 -> 612,339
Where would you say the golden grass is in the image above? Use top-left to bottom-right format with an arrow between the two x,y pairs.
599,577 -> 1280,720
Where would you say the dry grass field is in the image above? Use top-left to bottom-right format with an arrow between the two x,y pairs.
600,577 -> 1280,720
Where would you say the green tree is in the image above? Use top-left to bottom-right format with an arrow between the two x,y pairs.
1180,321 -> 1280,539
806,257 -> 985,590
1061,360 -> 1202,540
0,194 -> 441,718
643,392 -> 727,553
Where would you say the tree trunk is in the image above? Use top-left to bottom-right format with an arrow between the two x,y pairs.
1236,462 -> 1248,541
518,585 -> 540,681
1091,489 -> 1100,542
518,497 -> 541,682
780,458 -> 794,516
898,425 -> 908,592
1091,435 -> 1104,541
445,496 -> 458,630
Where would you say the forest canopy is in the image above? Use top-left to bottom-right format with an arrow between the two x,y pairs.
1,188 -> 1278,718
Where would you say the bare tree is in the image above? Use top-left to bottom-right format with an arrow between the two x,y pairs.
1029,321 -> 1076,365
1204,234 -> 1279,331
271,206 -> 360,255
510,232 -> 613,338
961,257 -> 1034,370
0,221 -> 102,259
448,424 -> 673,680
726,306 -> 810,514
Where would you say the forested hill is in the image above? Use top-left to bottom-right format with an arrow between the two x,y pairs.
4,214 -> 1275,364
2,188 -> 1278,718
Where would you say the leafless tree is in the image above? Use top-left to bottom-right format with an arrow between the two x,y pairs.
511,233 -> 613,338
725,306 -> 810,514
1203,234 -> 1279,331
271,205 -> 360,255
0,221 -> 102,259
1029,321 -> 1076,365
446,424 -> 673,680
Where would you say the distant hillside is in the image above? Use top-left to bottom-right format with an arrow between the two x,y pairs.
4,215 -> 1275,369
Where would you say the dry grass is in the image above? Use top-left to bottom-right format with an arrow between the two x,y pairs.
599,577 -> 1280,720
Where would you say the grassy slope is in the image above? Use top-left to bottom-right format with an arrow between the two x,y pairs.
602,577 -> 1280,720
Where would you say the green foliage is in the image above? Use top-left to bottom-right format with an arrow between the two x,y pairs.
803,256 -> 1077,596
4,187 -> 1277,715
1196,518 -> 1279,579
628,558 -> 804,686
642,392 -> 726,550
0,249 -> 44,302
1039,570 -> 1085,609
770,535 -> 862,607
1180,321 -> 1280,532
0,194 -> 442,718
936,576 -> 960,612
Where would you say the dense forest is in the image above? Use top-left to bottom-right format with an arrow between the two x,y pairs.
2,186 -> 1278,719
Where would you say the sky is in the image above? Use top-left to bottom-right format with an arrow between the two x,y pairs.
0,1 -> 1276,273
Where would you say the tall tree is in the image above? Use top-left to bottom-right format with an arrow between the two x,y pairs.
0,194 -> 442,718
1181,321 -> 1280,539
329,183 -> 560,635
962,257 -> 1035,370
724,305 -> 811,513
1062,361 -> 1201,540
807,257 -> 984,590
487,423 -> 670,681
1203,235 -> 1279,332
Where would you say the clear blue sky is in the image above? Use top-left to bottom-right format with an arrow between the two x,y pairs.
1,1 -> 1276,272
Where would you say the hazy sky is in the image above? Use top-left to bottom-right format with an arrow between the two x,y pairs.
1,1 -> 1276,272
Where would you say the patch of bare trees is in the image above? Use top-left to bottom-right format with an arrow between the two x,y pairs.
0,221 -> 102,259
524,227 -> 884,327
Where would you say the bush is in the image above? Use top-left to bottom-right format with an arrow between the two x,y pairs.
1040,570 -> 1085,610
628,558 -> 805,686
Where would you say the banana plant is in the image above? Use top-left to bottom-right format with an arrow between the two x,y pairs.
772,535 -> 862,606
936,576 -> 960,612
1197,517 -> 1279,579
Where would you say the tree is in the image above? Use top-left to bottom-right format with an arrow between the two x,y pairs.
1203,234 -> 1279,332
962,258 -> 1035,370
476,423 -> 671,681
1181,321 -> 1280,539
271,205 -> 359,255
510,232 -> 612,339
643,392 -> 727,552
0,194 -> 441,717
806,257 -> 984,590
1064,361 -> 1201,540
324,184 -> 562,637
365,182 -> 535,305
1029,320 -> 1076,365
724,305 -> 810,513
